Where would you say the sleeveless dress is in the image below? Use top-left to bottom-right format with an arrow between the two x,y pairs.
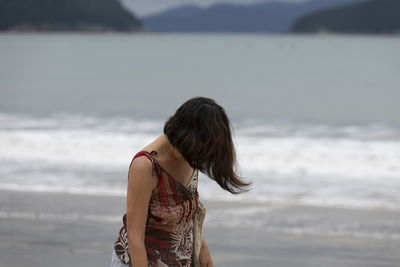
112,150 -> 206,267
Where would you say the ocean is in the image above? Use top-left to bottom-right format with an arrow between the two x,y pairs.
1,32 -> 399,213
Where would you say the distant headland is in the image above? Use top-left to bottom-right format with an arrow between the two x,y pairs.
2,0 -> 399,34
0,0 -> 143,31
291,0 -> 400,34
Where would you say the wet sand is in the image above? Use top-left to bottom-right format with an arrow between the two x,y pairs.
0,189 -> 399,267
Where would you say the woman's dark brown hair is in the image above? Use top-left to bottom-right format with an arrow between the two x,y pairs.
163,96 -> 251,194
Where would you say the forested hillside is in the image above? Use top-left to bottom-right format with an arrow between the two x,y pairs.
292,0 -> 400,33
142,0 -> 362,33
0,0 -> 142,31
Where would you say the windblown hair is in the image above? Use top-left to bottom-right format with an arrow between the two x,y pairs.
163,96 -> 251,194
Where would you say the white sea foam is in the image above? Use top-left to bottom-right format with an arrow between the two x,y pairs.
1,111 -> 399,210
0,211 -> 121,223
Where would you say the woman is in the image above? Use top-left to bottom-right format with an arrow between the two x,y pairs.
111,96 -> 251,267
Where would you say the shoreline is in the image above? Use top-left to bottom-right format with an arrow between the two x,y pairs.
1,189 -> 399,267
0,31 -> 399,38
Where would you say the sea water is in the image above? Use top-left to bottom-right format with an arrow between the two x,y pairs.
0,33 -> 399,212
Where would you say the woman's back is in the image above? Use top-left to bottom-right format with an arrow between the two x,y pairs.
113,150 -> 205,267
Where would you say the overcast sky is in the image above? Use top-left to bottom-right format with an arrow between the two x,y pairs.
121,0 -> 307,17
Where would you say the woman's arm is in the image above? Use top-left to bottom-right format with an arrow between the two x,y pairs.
199,237 -> 214,267
126,156 -> 158,267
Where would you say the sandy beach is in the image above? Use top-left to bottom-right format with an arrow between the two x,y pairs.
1,189 -> 399,267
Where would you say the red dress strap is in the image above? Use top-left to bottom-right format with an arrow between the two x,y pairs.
127,151 -> 158,179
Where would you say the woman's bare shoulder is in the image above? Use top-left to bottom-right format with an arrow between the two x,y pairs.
129,154 -> 158,191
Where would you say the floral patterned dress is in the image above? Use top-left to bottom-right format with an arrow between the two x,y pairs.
113,150 -> 205,267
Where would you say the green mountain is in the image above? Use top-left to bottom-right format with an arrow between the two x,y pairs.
0,0 -> 142,31
141,0 -> 363,33
291,0 -> 400,33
